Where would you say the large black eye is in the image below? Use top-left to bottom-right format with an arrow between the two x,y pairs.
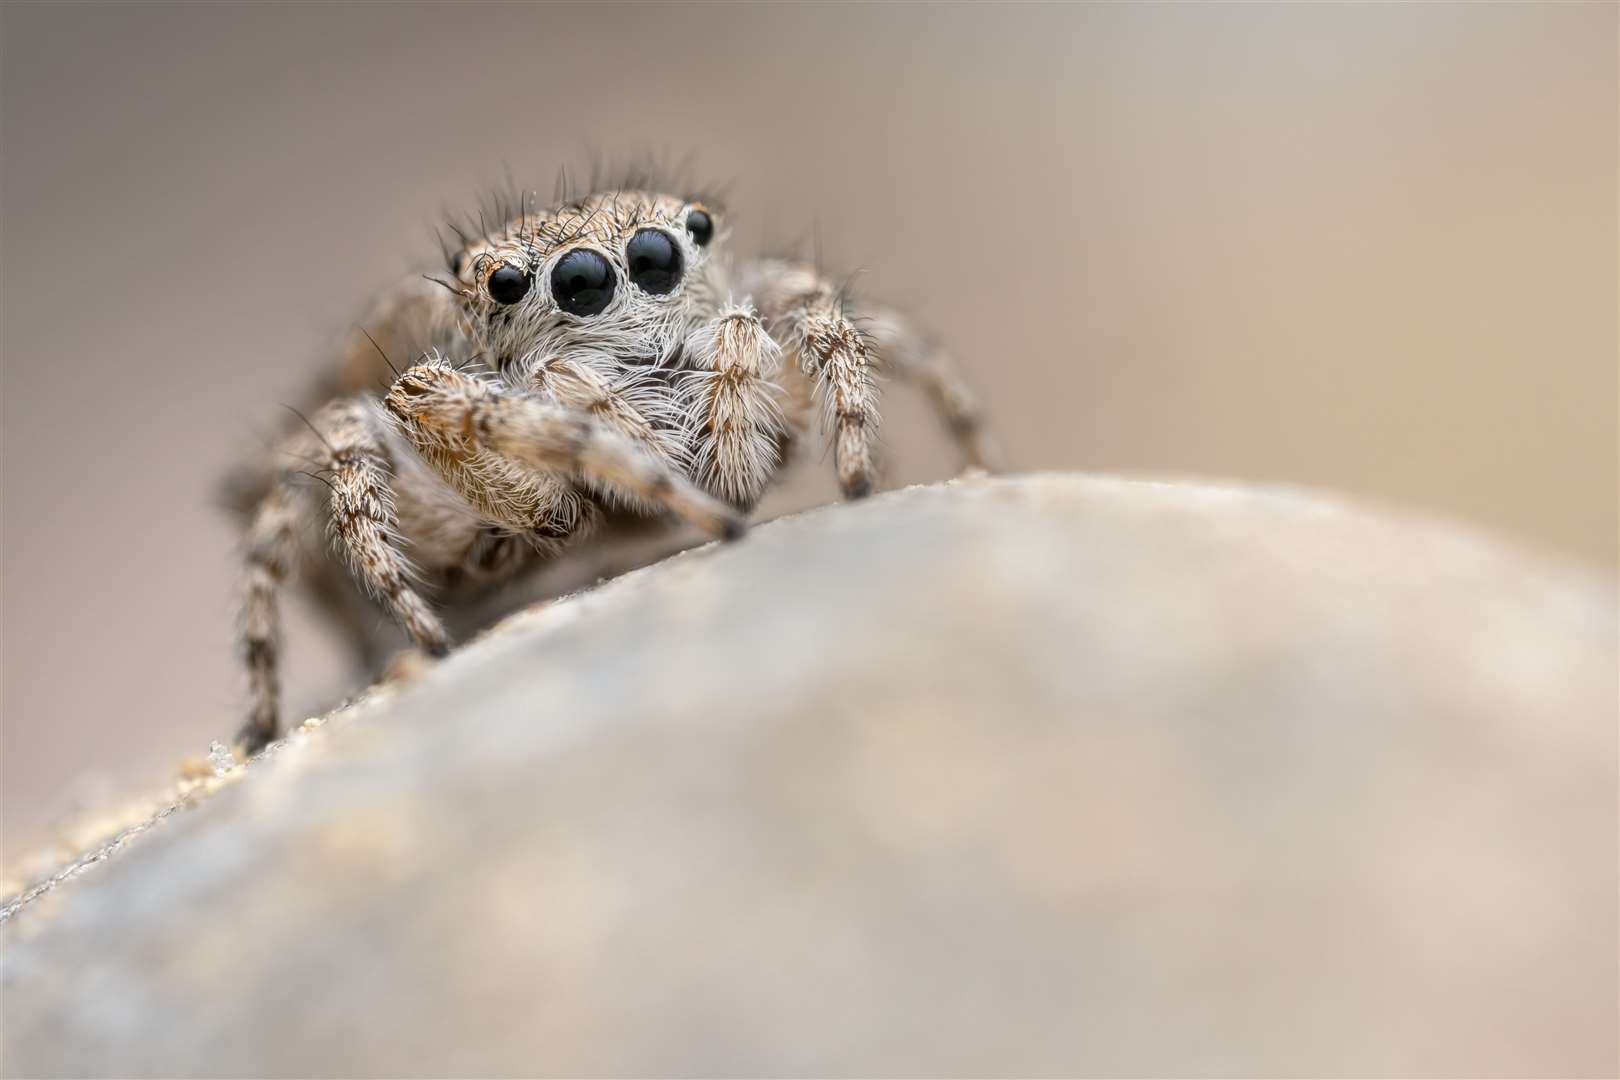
487,264 -> 530,305
625,229 -> 684,295
685,208 -> 714,248
550,249 -> 616,317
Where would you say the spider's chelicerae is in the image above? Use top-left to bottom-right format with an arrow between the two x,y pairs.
230,183 -> 996,752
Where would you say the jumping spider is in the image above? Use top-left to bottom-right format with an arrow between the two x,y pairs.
230,183 -> 996,752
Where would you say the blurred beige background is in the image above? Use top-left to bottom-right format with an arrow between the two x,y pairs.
2,2 -> 1615,855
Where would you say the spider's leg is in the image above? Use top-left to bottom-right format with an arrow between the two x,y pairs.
858,306 -> 1000,474
386,360 -> 745,539
236,399 -> 447,752
236,476 -> 301,752
319,400 -> 450,659
678,305 -> 787,509
747,263 -> 878,499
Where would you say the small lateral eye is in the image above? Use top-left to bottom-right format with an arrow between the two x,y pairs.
685,208 -> 714,248
550,249 -> 616,317
487,264 -> 530,305
625,229 -> 684,295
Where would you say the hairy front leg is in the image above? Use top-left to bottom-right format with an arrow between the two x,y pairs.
746,262 -> 878,499
386,358 -> 745,539
681,304 -> 787,509
321,401 -> 450,656
236,400 -> 447,752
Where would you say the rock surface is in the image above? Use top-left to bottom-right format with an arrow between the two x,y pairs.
3,474 -> 1616,1077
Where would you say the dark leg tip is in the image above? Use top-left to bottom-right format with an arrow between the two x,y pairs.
235,722 -> 274,757
425,639 -> 452,659
844,476 -> 873,500
720,517 -> 748,542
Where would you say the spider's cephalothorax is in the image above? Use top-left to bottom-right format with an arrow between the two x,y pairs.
232,186 -> 996,751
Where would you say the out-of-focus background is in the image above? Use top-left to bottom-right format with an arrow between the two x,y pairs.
2,2 -> 1614,854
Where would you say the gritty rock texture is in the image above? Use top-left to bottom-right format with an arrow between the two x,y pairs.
3,475 -> 1616,1078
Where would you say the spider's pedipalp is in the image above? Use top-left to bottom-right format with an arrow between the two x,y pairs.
386,360 -> 745,540
682,305 -> 787,508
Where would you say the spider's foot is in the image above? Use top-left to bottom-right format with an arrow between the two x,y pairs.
234,720 -> 275,757
842,475 -> 874,500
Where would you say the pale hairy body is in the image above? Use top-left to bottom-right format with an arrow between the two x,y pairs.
232,184 -> 994,751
